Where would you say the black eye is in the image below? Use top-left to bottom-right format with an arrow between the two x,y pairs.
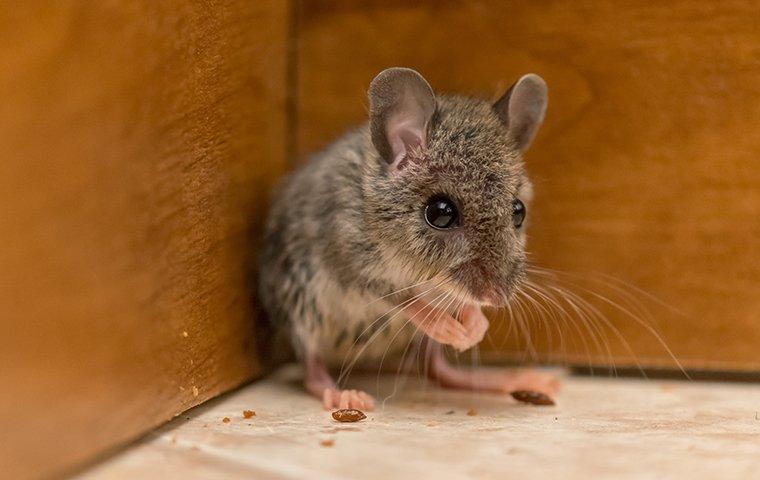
512,199 -> 526,228
424,196 -> 459,230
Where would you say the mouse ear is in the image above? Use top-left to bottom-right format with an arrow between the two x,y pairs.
493,73 -> 547,152
368,68 -> 436,169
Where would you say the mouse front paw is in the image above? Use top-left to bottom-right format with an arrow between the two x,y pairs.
458,304 -> 489,349
405,298 -> 483,351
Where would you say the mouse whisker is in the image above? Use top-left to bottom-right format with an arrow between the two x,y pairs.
379,287 -> 453,405
337,277 -> 451,386
521,265 -> 690,380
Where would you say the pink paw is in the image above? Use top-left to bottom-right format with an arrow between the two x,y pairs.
321,388 -> 375,411
407,300 -> 490,352
458,304 -> 489,350
426,316 -> 472,351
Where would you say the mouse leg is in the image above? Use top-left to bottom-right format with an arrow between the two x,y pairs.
304,355 -> 375,411
422,305 -> 560,397
424,340 -> 560,396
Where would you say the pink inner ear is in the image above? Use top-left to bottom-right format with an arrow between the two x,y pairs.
386,114 -> 426,167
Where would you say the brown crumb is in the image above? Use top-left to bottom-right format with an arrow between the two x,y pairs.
444,410 -> 455,415
467,408 -> 478,416
510,390 -> 555,406
181,331 -> 188,338
243,410 -> 255,419
222,417 -> 230,424
192,386 -> 199,397
319,438 -> 335,447
332,409 -> 367,422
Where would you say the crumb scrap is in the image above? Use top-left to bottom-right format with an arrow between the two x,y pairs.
444,410 -> 455,415
192,386 -> 199,397
426,421 -> 440,427
181,331 -> 188,338
466,408 -> 478,416
332,409 -> 366,423
319,438 -> 335,447
222,417 -> 231,424
510,390 -> 555,406
243,410 -> 255,419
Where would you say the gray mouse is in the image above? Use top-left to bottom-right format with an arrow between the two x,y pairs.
259,67 -> 558,410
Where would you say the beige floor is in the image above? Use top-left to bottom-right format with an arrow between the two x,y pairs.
80,365 -> 760,480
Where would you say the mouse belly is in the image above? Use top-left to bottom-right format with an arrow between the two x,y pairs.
308,289 -> 421,368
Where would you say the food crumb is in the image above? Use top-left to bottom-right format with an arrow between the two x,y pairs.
243,410 -> 255,419
467,408 -> 478,416
332,409 -> 366,422
222,417 -> 230,424
181,331 -> 188,338
426,421 -> 440,427
319,438 -> 335,447
511,390 -> 555,406
444,410 -> 455,415
192,386 -> 199,397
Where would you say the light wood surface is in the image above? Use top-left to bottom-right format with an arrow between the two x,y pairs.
293,0 -> 760,371
79,365 -> 760,480
0,2 -> 288,478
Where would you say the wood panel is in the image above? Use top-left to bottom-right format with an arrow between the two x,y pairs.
0,1 -> 288,478
294,1 -> 760,371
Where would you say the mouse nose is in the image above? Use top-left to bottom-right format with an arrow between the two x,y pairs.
452,259 -> 502,304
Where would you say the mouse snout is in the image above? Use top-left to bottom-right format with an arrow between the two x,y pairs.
451,259 -> 521,307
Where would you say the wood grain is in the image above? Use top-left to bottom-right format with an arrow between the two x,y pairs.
0,1 -> 288,478
294,1 -> 760,370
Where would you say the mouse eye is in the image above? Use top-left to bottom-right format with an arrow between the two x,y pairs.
512,199 -> 526,228
424,196 -> 459,230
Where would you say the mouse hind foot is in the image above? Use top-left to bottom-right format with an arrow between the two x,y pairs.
305,355 -> 375,411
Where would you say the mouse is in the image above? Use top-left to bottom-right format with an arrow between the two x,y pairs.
259,67 -> 559,410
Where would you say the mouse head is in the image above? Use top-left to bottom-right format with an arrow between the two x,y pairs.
365,67 -> 547,306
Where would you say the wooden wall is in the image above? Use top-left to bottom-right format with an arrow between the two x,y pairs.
293,1 -> 760,371
0,1 -> 289,478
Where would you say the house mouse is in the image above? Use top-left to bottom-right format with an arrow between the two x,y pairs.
259,67 -> 558,410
